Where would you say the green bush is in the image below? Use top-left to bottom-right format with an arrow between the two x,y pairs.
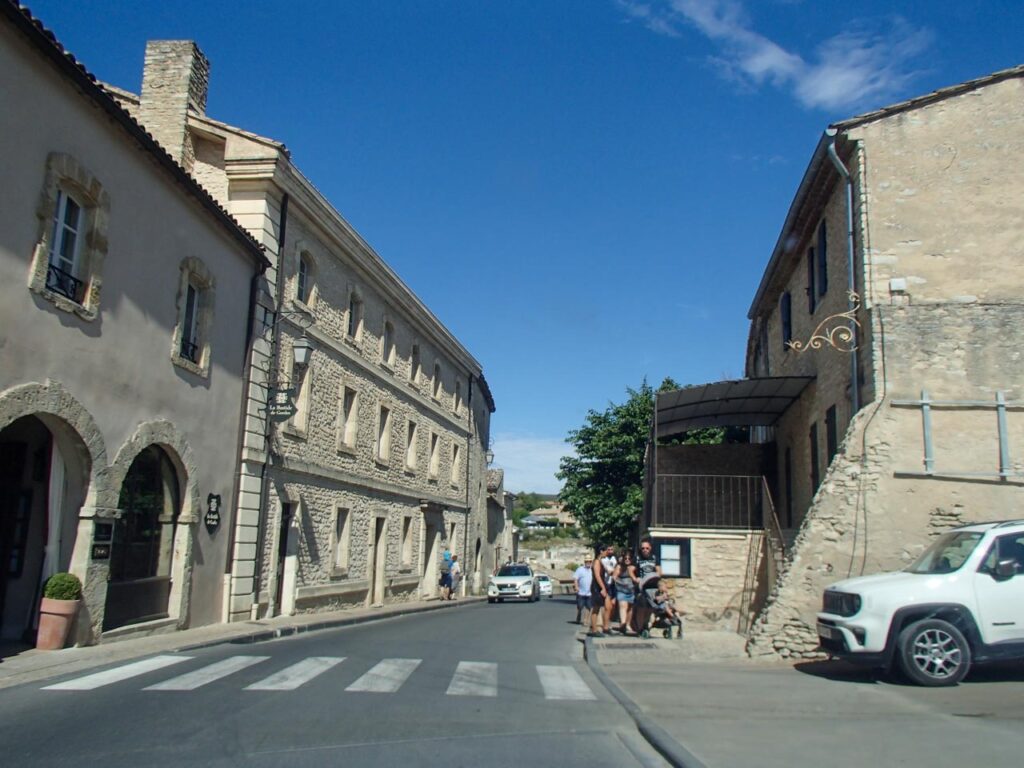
43,572 -> 82,601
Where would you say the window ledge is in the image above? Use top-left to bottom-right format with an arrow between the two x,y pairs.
330,567 -> 349,580
33,284 -> 99,322
282,423 -> 307,440
171,352 -> 209,379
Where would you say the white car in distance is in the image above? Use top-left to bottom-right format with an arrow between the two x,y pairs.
488,564 -> 540,603
536,573 -> 553,598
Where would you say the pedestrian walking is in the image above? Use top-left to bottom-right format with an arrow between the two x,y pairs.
449,555 -> 462,599
439,549 -> 452,600
600,545 -> 618,631
573,557 -> 593,624
588,544 -> 615,637
633,537 -> 662,636
612,550 -> 638,634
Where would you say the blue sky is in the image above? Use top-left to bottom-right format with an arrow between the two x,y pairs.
26,1 -> 1022,492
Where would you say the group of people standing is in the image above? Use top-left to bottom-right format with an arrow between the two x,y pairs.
573,537 -> 663,638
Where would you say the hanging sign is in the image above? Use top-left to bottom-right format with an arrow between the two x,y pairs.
205,493 -> 222,534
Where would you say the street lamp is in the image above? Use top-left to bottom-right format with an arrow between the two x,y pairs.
485,449 -> 495,465
291,334 -> 313,368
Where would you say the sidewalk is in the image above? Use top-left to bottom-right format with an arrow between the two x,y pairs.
0,596 -> 483,690
586,628 -> 1024,768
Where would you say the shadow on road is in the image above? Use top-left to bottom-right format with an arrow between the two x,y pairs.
793,659 -> 883,685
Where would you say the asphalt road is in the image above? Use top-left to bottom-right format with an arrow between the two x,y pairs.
0,597 -> 667,768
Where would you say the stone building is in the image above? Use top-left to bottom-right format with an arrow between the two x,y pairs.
105,40 -> 496,620
0,3 -> 267,645
641,64 -> 1024,654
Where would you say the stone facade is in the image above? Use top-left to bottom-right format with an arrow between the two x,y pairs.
108,41 -> 495,621
0,6 -> 264,644
745,65 -> 1024,659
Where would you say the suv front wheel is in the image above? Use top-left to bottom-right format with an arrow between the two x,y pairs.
896,618 -> 971,686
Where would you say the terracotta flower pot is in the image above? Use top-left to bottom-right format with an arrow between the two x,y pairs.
37,597 -> 80,650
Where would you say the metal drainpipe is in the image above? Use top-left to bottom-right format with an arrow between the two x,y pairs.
825,129 -> 861,415
251,192 -> 289,618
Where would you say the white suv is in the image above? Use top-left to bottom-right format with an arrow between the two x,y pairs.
817,520 -> 1024,686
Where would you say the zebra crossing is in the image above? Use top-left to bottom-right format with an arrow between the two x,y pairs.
41,654 -> 597,700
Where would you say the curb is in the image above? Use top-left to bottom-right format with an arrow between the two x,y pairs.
174,597 -> 483,653
583,636 -> 707,768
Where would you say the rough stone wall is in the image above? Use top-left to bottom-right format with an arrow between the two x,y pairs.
669,534 -> 757,630
138,41 -> 209,171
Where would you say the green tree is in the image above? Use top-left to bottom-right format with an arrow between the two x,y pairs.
557,377 -> 680,547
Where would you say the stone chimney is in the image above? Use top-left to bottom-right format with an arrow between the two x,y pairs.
138,41 -> 209,171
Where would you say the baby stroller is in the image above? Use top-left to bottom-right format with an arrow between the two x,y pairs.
638,573 -> 684,639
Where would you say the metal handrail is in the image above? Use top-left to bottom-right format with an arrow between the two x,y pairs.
46,263 -> 83,302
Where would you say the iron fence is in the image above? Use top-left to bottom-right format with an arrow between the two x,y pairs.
651,474 -> 763,529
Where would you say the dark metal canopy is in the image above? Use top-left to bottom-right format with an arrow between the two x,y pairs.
655,377 -> 814,438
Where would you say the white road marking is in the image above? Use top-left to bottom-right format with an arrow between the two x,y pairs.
144,655 -> 269,690
43,655 -> 193,691
446,661 -> 498,697
245,657 -> 345,691
345,658 -> 421,693
536,665 -> 596,700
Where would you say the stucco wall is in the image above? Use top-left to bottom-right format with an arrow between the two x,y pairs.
0,23 -> 255,634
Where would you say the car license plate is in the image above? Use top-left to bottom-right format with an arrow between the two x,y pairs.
817,622 -> 837,640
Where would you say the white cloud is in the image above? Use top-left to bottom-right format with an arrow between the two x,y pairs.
617,0 -> 932,111
491,433 -> 571,494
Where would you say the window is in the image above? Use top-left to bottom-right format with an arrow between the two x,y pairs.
334,507 -> 351,572
454,380 -> 462,415
376,404 -> 392,462
48,190 -> 84,299
172,257 -> 215,376
429,432 -> 440,478
347,290 -> 363,339
337,386 -> 359,451
780,292 -> 792,350
29,153 -> 110,320
450,443 -> 461,486
410,344 -> 421,384
658,539 -> 691,578
289,361 -> 312,436
432,362 -> 442,400
809,423 -> 820,492
180,280 -> 200,362
401,516 -> 413,566
817,221 -> 828,296
825,405 -> 838,463
382,320 -> 396,367
806,248 -> 816,313
405,420 -> 418,469
296,252 -> 314,305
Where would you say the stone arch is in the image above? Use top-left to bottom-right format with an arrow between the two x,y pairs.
0,380 -> 107,514
109,420 -> 200,523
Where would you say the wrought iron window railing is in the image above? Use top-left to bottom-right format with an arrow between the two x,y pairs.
179,338 -> 200,363
45,263 -> 83,302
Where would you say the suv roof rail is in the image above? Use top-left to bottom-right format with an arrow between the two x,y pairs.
994,519 -> 1024,528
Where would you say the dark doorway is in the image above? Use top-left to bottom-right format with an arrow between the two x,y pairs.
104,445 -> 181,631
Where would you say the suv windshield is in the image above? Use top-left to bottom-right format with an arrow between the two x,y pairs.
497,565 -> 531,577
906,531 -> 983,574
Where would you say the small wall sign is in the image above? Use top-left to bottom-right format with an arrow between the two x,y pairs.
205,493 -> 222,534
91,543 -> 111,560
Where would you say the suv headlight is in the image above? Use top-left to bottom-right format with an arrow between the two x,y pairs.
822,590 -> 862,617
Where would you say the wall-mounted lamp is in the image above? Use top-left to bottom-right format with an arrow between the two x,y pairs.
485,449 -> 495,465
292,334 -> 314,368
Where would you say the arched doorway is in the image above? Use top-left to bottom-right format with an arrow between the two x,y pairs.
0,415 -> 86,645
103,445 -> 181,631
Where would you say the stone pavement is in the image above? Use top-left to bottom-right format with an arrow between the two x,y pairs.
0,596 -> 483,690
585,628 -> 1024,768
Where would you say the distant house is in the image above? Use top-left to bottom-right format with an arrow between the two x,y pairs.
640,63 -> 1024,658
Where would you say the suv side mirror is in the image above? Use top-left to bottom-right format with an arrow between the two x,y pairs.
995,558 -> 1018,579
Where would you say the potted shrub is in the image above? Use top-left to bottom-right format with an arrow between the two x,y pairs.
37,572 -> 82,650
